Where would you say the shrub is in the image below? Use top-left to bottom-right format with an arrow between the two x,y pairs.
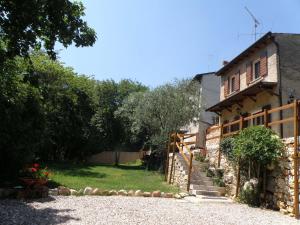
195,154 -> 205,162
220,137 -> 235,161
233,126 -> 283,165
239,181 -> 260,206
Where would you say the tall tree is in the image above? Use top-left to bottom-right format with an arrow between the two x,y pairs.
116,79 -> 202,169
0,0 -> 96,60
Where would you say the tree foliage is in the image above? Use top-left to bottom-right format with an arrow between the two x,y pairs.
233,126 -> 283,165
116,79 -> 202,169
0,0 -> 96,60
0,52 -> 147,180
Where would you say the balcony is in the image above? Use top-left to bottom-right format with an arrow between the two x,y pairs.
206,81 -> 277,113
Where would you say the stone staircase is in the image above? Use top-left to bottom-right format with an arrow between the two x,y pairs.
177,153 -> 225,197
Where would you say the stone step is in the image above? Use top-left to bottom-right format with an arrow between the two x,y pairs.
189,189 -> 222,197
190,179 -> 213,186
190,184 -> 225,194
191,176 -> 212,182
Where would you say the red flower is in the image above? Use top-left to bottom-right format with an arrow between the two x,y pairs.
31,168 -> 37,172
43,172 -> 49,177
33,163 -> 40,168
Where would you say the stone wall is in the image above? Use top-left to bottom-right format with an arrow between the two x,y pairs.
205,129 -> 299,217
87,151 -> 144,164
205,126 -> 221,168
167,153 -> 188,191
266,137 -> 298,215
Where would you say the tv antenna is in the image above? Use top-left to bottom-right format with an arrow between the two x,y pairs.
245,6 -> 260,41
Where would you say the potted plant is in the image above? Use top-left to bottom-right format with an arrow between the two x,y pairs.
19,163 -> 50,187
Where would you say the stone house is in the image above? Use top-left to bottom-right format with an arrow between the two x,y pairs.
207,32 -> 300,138
204,32 -> 300,216
183,72 -> 220,148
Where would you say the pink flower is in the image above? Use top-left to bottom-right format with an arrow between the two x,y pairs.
33,163 -> 40,168
31,168 -> 37,172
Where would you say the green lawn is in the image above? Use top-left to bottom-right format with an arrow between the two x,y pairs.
48,161 -> 178,193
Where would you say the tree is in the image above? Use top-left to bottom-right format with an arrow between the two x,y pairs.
233,126 -> 283,178
0,0 -> 96,60
91,79 -> 148,156
116,79 -> 202,169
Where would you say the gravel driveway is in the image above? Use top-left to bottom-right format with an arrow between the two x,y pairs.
0,196 -> 299,225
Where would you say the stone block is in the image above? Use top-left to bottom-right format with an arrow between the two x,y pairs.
83,187 -> 93,195
135,190 -> 143,196
152,191 -> 161,197
118,190 -> 128,196
165,193 -> 174,198
143,192 -> 151,197
58,186 -> 70,196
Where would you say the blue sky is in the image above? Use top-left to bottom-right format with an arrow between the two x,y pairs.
57,0 -> 300,87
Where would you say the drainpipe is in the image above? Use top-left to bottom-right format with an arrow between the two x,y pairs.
273,37 -> 284,138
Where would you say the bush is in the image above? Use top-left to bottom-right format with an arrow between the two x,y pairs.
234,126 -> 283,165
220,137 -> 235,161
239,181 -> 260,206
195,154 -> 205,162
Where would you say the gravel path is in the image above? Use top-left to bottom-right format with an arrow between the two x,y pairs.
0,196 -> 299,225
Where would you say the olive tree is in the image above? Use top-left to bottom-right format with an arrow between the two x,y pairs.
116,79 -> 202,169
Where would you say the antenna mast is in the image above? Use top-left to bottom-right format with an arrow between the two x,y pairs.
245,7 -> 260,41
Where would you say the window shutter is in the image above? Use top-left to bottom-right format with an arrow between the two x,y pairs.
246,62 -> 252,85
235,71 -> 240,91
224,77 -> 229,97
260,51 -> 268,77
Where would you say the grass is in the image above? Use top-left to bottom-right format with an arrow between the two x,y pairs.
48,160 -> 178,193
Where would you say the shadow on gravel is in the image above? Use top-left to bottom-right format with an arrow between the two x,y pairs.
0,199 -> 80,225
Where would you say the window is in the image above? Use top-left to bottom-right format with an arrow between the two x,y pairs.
223,120 -> 229,134
231,77 -> 235,93
252,105 -> 271,126
241,112 -> 250,128
254,61 -> 261,79
231,116 -> 240,132
212,116 -> 219,125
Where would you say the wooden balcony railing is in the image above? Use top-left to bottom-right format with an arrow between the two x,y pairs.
205,99 -> 300,218
166,132 -> 197,191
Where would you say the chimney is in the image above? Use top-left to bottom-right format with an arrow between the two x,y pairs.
222,60 -> 229,66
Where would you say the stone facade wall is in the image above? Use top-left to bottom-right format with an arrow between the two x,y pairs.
167,153 -> 188,191
266,137 -> 298,215
205,126 -> 221,168
205,128 -> 299,216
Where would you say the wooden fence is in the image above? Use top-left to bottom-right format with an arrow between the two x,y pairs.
165,132 -> 197,191
205,99 -> 300,218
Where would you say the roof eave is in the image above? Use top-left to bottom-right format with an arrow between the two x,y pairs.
216,32 -> 274,76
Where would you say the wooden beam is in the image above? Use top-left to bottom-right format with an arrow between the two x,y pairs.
246,95 -> 257,103
165,134 -> 171,181
225,107 -> 232,113
214,111 -> 221,116
169,132 -> 176,184
218,124 -> 223,168
234,101 -> 243,108
293,100 -> 299,218
266,90 -> 280,97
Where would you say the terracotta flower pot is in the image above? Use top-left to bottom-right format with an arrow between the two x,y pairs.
20,178 -> 48,187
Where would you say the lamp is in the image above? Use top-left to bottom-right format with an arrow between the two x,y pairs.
287,88 -> 295,104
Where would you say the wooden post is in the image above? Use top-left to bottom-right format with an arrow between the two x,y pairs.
293,100 -> 299,218
169,132 -> 176,184
235,157 -> 241,197
165,134 -> 171,181
263,109 -> 269,202
264,109 -> 268,128
187,153 -> 193,192
239,115 -> 244,131
218,124 -> 223,168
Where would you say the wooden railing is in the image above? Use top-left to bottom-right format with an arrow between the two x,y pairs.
166,132 -> 197,191
205,99 -> 300,218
